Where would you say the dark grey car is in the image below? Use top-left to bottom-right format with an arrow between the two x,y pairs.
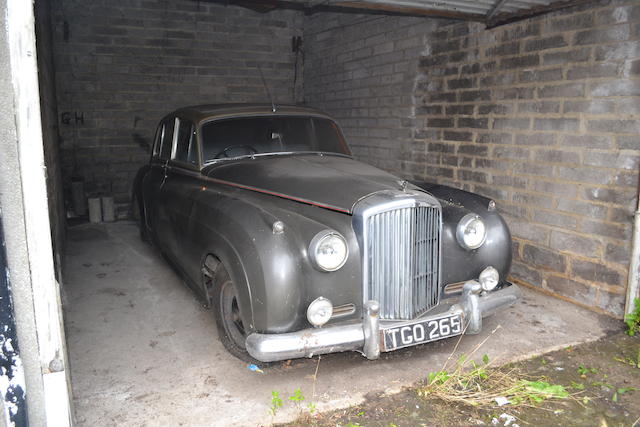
133,104 -> 520,363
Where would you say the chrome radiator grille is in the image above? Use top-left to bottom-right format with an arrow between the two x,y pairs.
364,205 -> 441,320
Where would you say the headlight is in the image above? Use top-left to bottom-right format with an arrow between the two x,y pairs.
456,214 -> 487,250
479,266 -> 499,291
309,230 -> 348,272
307,297 -> 333,327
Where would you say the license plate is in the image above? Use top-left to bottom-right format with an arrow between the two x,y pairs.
381,313 -> 463,352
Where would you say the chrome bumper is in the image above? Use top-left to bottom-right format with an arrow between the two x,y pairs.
245,282 -> 521,363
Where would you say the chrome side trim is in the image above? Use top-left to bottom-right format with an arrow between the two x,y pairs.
444,281 -> 466,294
331,303 -> 356,318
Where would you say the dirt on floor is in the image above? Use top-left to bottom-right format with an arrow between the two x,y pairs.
284,330 -> 640,427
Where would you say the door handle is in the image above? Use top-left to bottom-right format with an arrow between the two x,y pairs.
160,161 -> 169,188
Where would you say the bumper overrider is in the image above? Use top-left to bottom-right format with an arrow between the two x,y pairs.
246,281 -> 521,363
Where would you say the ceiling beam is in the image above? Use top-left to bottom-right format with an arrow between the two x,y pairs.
486,0 -> 510,20
199,0 -> 594,27
316,1 -> 486,20
487,0 -> 593,27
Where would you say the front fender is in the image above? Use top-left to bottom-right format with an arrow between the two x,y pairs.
187,186 -> 362,334
188,188 -> 336,333
412,182 -> 513,285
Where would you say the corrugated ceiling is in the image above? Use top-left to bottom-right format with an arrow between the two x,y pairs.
227,0 -> 591,26
306,0 -> 555,16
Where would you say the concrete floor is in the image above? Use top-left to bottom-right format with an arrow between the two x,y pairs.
63,222 -> 619,426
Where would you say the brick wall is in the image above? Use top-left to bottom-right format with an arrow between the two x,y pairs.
413,1 -> 639,317
51,0 -> 303,217
304,13 -> 444,170
305,1 -> 640,317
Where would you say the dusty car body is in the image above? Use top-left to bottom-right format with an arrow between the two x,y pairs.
133,104 -> 520,362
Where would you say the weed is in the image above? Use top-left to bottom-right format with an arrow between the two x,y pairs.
570,381 -> 585,390
514,380 -> 569,404
624,298 -> 640,336
419,352 -> 570,407
591,380 -> 614,390
270,390 -> 284,415
289,388 -> 305,403
577,365 -> 598,376
612,387 -> 637,402
269,388 -> 317,418
614,349 -> 640,369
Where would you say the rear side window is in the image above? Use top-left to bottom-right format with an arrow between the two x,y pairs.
152,124 -> 162,157
173,119 -> 198,165
158,118 -> 175,161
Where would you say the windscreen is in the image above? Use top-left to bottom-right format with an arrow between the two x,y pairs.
201,116 -> 351,162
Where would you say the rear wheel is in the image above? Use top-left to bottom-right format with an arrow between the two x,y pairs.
207,262 -> 256,363
132,196 -> 150,243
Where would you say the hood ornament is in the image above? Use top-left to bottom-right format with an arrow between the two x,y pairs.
399,180 -> 408,191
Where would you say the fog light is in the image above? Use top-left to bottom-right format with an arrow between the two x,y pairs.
307,297 -> 333,327
479,266 -> 499,291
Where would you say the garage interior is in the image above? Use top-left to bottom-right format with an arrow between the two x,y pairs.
1,0 -> 639,424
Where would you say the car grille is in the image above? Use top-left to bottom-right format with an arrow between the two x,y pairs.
364,205 -> 441,320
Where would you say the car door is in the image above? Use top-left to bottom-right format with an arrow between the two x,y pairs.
160,116 -> 203,284
142,116 -> 175,251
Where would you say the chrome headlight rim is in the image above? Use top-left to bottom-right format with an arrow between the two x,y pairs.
456,213 -> 487,250
309,230 -> 349,272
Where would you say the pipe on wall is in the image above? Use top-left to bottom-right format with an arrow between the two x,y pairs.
626,170 -> 640,315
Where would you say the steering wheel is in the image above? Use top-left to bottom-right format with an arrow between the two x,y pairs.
213,144 -> 258,159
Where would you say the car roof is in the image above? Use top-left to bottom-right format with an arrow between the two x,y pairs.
166,104 -> 335,123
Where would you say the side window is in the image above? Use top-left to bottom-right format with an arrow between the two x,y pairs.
173,118 -> 198,165
152,123 -> 163,158
159,118 -> 175,161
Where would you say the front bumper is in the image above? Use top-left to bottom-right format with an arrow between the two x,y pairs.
245,281 -> 521,363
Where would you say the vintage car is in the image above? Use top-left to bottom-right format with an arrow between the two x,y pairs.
133,104 -> 521,363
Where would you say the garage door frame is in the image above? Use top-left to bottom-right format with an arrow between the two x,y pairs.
1,0 -> 72,424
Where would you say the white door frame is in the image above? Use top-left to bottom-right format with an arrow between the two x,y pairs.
6,0 -> 72,424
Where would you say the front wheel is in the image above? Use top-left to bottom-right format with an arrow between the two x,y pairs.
208,263 -> 255,363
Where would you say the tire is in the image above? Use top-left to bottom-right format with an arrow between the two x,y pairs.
208,262 -> 258,364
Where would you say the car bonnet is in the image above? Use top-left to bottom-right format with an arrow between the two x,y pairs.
203,154 -> 408,214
